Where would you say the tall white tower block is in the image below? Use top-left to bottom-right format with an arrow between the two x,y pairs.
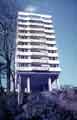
15,11 -> 61,92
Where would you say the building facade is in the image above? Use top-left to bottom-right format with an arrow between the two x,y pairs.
15,11 -> 61,92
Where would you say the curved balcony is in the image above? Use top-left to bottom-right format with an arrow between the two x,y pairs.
41,18 -> 52,23
45,35 -> 56,39
44,24 -> 54,28
48,53 -> 58,57
44,29 -> 55,33
49,67 -> 61,72
46,47 -> 58,50
46,41 -> 56,44
48,60 -> 60,64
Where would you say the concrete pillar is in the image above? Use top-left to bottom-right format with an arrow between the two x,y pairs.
18,75 -> 22,105
27,77 -> 30,93
48,77 -> 52,91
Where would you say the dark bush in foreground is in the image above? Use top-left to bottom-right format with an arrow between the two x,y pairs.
0,90 -> 77,120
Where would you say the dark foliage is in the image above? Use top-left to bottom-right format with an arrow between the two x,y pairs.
0,91 -> 77,120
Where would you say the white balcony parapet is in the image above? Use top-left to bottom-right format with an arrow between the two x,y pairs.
18,21 -> 44,26
16,59 -> 48,63
18,27 -> 44,31
17,27 -> 55,33
46,47 -> 58,50
17,33 -> 45,37
16,67 -> 32,71
48,53 -> 58,57
49,67 -> 61,72
16,66 -> 49,71
16,39 -> 45,43
44,29 -> 55,33
17,45 -> 46,49
48,60 -> 60,64
16,51 -> 46,56
46,41 -> 56,44
45,35 -> 56,39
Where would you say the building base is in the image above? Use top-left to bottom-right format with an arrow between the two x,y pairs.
16,71 -> 59,93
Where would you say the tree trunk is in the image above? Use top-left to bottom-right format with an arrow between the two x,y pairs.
6,60 -> 11,93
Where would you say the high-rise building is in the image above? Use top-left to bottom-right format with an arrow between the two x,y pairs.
15,11 -> 61,92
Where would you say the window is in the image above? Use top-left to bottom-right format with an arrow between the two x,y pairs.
18,42 -> 28,45
31,49 -> 40,52
18,35 -> 28,39
18,30 -> 27,33
31,56 -> 41,59
48,44 -> 54,47
49,57 -> 58,60
18,48 -> 28,52
18,24 -> 27,28
31,63 -> 41,67
50,64 -> 59,67
17,55 -> 28,59
18,63 -> 29,67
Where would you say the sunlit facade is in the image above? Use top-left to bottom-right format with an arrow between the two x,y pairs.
15,11 -> 61,92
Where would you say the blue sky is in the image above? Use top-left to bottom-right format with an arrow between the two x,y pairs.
16,0 -> 76,86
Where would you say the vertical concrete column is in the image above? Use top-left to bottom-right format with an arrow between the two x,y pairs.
18,75 -> 22,105
48,77 -> 52,91
27,77 -> 30,93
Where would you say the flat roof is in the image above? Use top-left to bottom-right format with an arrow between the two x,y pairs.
18,11 -> 52,18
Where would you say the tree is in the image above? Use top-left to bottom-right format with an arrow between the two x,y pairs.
0,0 -> 17,92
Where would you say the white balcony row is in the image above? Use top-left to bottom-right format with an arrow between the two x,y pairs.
16,51 -> 47,56
17,27 -> 55,33
16,66 -> 48,71
18,22 -> 54,28
17,26 -> 44,31
18,32 -> 45,37
18,21 -> 43,26
16,51 -> 58,57
17,38 -> 56,45
16,59 -> 48,63
15,66 -> 61,72
17,45 -> 47,49
17,45 -> 57,51
17,33 -> 55,38
18,16 -> 52,23
17,38 -> 45,43
16,58 -> 59,64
